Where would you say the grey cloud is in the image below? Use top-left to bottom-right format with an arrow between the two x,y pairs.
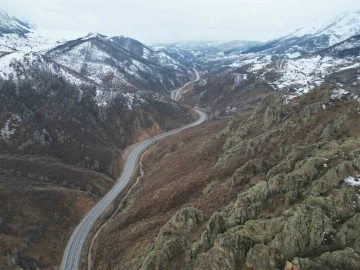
2,0 -> 360,43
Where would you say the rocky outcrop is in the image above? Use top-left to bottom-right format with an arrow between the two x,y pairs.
309,161 -> 357,195
96,88 -> 360,270
232,159 -> 268,186
270,205 -> 332,259
140,207 -> 203,270
268,157 -> 324,196
290,248 -> 360,270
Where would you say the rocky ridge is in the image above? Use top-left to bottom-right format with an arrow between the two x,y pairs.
91,87 -> 360,270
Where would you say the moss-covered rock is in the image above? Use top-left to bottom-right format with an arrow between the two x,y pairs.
158,206 -> 203,238
140,207 -> 203,270
196,229 -> 254,269
232,159 -> 268,186
309,161 -> 357,195
305,188 -> 360,222
268,157 -> 323,194
245,244 -> 284,270
227,181 -> 269,228
293,248 -> 360,270
200,211 -> 227,248
270,205 -> 332,259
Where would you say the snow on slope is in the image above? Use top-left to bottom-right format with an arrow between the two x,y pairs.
110,36 -> 187,71
0,32 -> 64,54
269,54 -> 360,94
0,50 -> 144,108
0,51 -> 90,86
0,9 -> 34,35
0,10 -> 73,55
47,35 -> 191,92
242,10 -> 360,55
288,11 -> 360,46
0,10 -> 176,108
218,47 -> 360,96
48,40 -> 128,85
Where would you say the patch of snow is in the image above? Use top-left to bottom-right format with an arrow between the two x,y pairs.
338,63 -> 360,72
344,176 -> 360,186
0,115 -> 21,142
286,52 -> 301,59
95,88 -> 146,109
197,79 -> 207,87
284,95 -> 297,104
331,89 -> 349,100
286,11 -> 360,46
233,73 -> 247,86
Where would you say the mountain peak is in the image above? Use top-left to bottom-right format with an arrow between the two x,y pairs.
0,9 -> 35,36
85,32 -> 108,39
288,10 -> 360,46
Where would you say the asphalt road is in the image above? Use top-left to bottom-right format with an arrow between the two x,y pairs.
171,68 -> 200,101
60,74 -> 206,270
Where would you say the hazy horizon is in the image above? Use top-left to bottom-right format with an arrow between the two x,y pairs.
2,0 -> 360,43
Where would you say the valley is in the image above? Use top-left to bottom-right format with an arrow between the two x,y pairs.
0,6 -> 360,270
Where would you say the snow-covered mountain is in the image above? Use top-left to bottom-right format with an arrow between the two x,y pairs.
46,34 -> 191,92
318,34 -> 360,58
0,10 -> 192,97
110,36 -> 187,70
0,10 -> 67,54
0,9 -> 34,36
154,40 -> 262,58
148,43 -> 198,66
1,7 -> 360,107
288,11 -> 360,46
243,10 -> 360,55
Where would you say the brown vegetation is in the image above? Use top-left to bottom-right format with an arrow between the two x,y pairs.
91,86 -> 360,270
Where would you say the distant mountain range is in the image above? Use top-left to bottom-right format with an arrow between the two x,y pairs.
242,10 -> 360,55
0,9 -> 34,36
1,8 -> 360,103
2,6 -> 360,270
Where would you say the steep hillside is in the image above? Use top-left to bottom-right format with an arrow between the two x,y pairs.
46,34 -> 191,93
181,69 -> 274,112
0,9 -> 34,36
91,87 -> 360,270
318,34 -> 360,58
0,63 -> 195,269
110,36 -> 187,71
171,40 -> 262,56
242,10 -> 360,55
148,43 -> 198,66
195,33 -> 360,101
0,10 -> 60,54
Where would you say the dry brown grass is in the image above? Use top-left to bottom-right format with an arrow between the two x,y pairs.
91,87 -> 360,270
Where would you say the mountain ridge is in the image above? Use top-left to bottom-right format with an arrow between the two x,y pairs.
0,9 -> 35,36
242,10 -> 360,55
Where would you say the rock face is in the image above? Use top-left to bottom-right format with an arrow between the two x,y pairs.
140,207 -> 203,270
232,159 -> 268,186
115,87 -> 360,270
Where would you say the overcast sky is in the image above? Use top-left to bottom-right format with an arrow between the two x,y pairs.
2,0 -> 360,43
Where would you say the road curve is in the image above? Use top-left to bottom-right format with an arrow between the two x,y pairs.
171,68 -> 200,101
60,77 -> 206,270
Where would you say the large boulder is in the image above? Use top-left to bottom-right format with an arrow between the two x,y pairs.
140,207 -> 203,270
232,159 -> 268,186
293,248 -> 360,270
270,205 -> 332,259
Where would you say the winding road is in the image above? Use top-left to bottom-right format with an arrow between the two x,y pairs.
171,68 -> 200,101
60,70 -> 205,270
